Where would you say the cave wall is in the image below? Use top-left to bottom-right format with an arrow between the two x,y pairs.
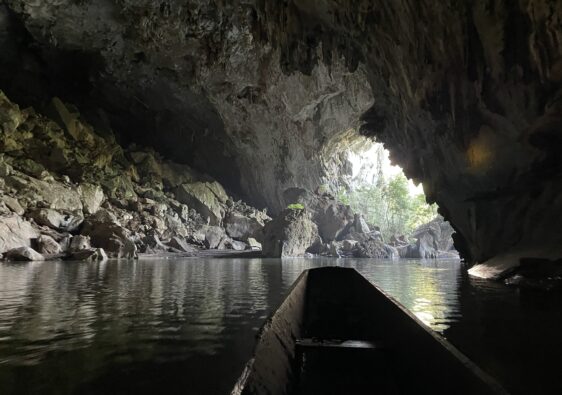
1,0 -> 562,267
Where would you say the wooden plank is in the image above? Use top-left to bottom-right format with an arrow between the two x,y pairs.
296,338 -> 383,350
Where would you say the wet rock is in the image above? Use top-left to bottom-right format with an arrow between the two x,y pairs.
5,246 -> 44,261
78,183 -> 104,215
70,248 -> 108,261
28,208 -> 84,232
0,214 -> 40,254
36,234 -> 62,255
262,209 -> 319,258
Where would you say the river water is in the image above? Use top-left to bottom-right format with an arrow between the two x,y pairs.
0,257 -> 560,394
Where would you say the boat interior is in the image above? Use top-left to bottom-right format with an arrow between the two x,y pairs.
233,267 -> 506,395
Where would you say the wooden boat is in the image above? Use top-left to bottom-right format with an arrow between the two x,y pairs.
232,267 -> 508,395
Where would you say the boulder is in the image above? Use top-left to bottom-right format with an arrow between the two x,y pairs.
224,211 -> 263,240
261,209 -> 319,258
28,208 -> 84,232
0,214 -> 40,254
203,226 -> 227,249
247,237 -> 262,250
70,235 -> 91,252
81,210 -> 137,258
5,246 -> 44,261
219,238 -> 247,251
36,235 -> 62,255
174,182 -> 226,225
355,239 -> 397,259
167,236 -> 198,253
2,196 -> 24,215
78,183 -> 104,214
353,213 -> 370,234
70,248 -> 108,261
6,174 -> 83,212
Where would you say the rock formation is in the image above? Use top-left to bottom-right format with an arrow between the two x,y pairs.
0,91 -> 270,260
0,1 -> 560,273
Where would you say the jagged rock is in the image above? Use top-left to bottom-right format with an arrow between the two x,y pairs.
36,235 -> 62,255
219,238 -> 247,251
174,182 -> 226,226
224,211 -> 263,241
28,208 -> 84,232
246,238 -> 262,250
355,239 -> 398,259
342,239 -> 358,252
2,196 -> 24,215
100,175 -> 137,200
0,161 -> 12,177
203,226 -> 227,249
142,233 -> 168,252
167,236 -> 197,253
353,214 -> 370,234
78,183 -> 104,215
5,246 -> 44,261
0,214 -> 40,254
70,248 -> 108,262
262,209 -> 319,258
70,235 -> 91,252
6,174 -> 83,212
81,210 -> 137,259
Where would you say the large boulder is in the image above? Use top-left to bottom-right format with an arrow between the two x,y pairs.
224,211 -> 263,240
81,209 -> 137,258
28,208 -> 83,232
355,239 -> 398,259
5,246 -> 44,261
36,235 -> 63,255
261,209 -> 319,258
405,217 -> 456,259
0,214 -> 40,254
283,188 -> 353,242
78,183 -> 104,214
174,181 -> 226,226
5,174 -> 83,212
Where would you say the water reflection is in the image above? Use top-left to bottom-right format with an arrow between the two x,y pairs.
0,258 -> 462,394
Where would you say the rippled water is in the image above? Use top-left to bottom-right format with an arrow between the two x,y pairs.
0,258 -> 560,394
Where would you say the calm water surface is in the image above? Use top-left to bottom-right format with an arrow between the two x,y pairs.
0,258 -> 560,394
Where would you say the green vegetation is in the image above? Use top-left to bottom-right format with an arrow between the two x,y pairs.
338,173 -> 438,240
287,203 -> 305,210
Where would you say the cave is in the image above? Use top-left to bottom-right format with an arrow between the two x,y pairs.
0,1 -> 561,394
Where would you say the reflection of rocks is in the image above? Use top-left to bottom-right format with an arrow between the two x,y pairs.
261,209 -> 319,258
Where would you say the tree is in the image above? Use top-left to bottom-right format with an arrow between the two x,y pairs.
337,173 -> 438,240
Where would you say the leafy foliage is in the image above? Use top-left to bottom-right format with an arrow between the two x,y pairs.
338,173 -> 438,240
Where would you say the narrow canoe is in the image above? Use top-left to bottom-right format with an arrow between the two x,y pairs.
232,267 -> 508,395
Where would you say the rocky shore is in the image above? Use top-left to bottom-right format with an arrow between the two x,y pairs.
0,91 -> 270,261
0,91 -> 456,262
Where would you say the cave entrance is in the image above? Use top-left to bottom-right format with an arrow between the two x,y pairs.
337,138 -> 450,249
